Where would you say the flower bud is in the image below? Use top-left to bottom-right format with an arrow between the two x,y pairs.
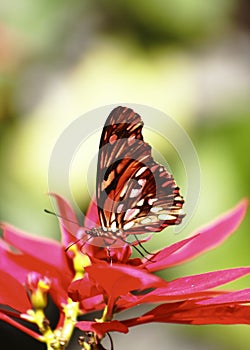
26,272 -> 51,309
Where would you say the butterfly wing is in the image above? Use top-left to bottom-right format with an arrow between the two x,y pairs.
96,106 -> 184,234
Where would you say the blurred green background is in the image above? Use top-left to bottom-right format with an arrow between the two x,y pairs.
0,1 -> 249,349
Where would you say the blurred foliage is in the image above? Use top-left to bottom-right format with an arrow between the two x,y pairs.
0,1 -> 249,349
97,0 -> 236,44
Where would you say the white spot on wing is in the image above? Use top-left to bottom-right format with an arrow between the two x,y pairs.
138,179 -> 146,187
178,209 -> 185,216
123,221 -> 135,230
128,134 -> 136,145
158,214 -> 176,221
111,221 -> 117,232
135,167 -> 147,177
148,198 -> 157,205
170,208 -> 185,216
137,199 -> 144,206
130,188 -> 142,198
150,206 -> 163,213
124,208 -> 140,221
117,204 -> 124,213
140,217 -> 152,224
120,183 -> 128,198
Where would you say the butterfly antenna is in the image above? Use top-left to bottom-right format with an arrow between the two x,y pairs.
44,208 -> 89,252
44,209 -> 79,225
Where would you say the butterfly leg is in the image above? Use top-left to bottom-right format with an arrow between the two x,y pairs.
106,246 -> 113,265
133,234 -> 154,256
118,236 -> 155,262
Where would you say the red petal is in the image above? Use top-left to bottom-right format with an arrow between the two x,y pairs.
144,235 -> 197,272
123,300 -> 250,326
76,320 -> 128,337
115,268 -> 250,309
198,288 -> 250,305
1,223 -> 70,272
68,276 -> 101,301
150,199 -> 248,268
80,295 -> 105,312
0,312 -> 42,340
0,271 -> 31,312
0,237 -> 72,306
85,263 -> 166,299
112,244 -> 132,263
116,290 -> 222,312
158,267 -> 250,295
48,193 -> 80,246
84,197 -> 100,228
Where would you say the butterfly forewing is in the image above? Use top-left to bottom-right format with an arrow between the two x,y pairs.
96,106 -> 184,235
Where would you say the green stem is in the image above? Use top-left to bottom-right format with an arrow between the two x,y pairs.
58,299 -> 80,347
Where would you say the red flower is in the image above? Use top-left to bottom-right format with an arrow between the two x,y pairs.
0,214 -> 88,347
58,196 -> 249,338
0,222 -> 74,309
0,194 -> 249,350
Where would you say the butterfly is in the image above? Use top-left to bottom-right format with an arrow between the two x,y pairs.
84,106 -> 185,245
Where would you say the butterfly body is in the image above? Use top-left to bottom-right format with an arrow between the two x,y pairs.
90,106 -> 185,242
83,227 -> 132,251
86,227 -> 126,240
